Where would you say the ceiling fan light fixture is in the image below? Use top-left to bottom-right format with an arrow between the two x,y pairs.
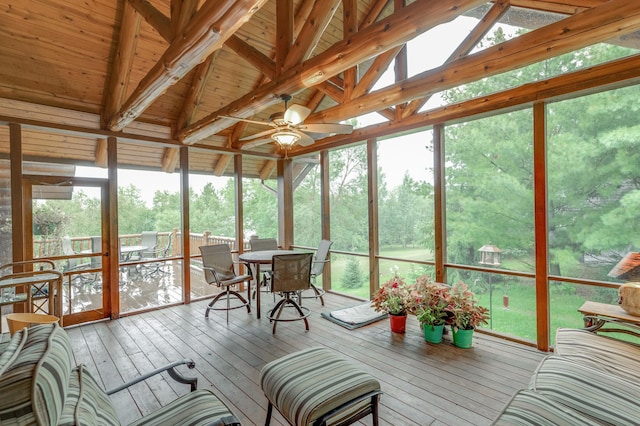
271,130 -> 299,147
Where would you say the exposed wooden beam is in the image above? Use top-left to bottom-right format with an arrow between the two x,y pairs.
276,0 -> 293,76
127,0 -> 172,43
177,51 -> 219,132
308,0 -> 640,125
402,0 -> 510,118
351,46 -> 402,99
171,0 -> 200,40
95,138 -> 108,168
213,154 -> 232,175
283,0 -> 341,69
292,0 -> 315,38
259,160 -> 277,180
393,0 -> 407,119
180,0 -> 485,144
508,0 -> 605,15
305,90 -> 325,113
225,35 -> 276,79
108,0 -> 268,132
343,0 -> 358,102
162,147 -> 180,172
295,52 -> 640,155
360,0 -> 391,29
103,2 -> 141,128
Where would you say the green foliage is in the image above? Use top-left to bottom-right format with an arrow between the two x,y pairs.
342,256 -> 365,289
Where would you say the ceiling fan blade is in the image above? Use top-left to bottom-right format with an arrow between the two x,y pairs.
239,128 -> 276,141
284,104 -> 311,125
219,115 -> 273,127
299,123 -> 353,134
293,129 -> 315,147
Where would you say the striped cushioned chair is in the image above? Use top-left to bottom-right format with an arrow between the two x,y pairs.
529,355 -> 640,425
555,327 -> 640,383
259,346 -> 382,426
492,390 -> 600,425
0,323 -> 241,426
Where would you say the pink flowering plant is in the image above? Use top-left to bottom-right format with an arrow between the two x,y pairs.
371,274 -> 410,315
407,274 -> 452,328
449,282 -> 490,330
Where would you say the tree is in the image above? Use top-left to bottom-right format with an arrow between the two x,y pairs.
342,256 -> 365,289
442,26 -> 640,279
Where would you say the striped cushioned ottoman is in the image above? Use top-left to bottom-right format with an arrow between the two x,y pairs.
259,347 -> 382,426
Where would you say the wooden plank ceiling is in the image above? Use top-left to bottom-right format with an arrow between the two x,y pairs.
0,0 -> 639,178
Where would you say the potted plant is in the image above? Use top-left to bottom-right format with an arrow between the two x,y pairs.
411,277 -> 451,344
448,282 -> 490,348
371,274 -> 410,333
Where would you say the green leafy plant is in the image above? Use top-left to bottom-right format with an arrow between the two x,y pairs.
371,274 -> 410,315
449,282 -> 490,330
408,274 -> 452,327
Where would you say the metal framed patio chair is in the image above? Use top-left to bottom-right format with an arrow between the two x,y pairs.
135,231 -> 158,260
300,239 -> 332,306
267,252 -> 313,334
249,237 -> 278,298
141,236 -> 172,278
199,244 -> 252,323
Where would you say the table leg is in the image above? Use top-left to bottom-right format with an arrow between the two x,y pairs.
256,264 -> 261,319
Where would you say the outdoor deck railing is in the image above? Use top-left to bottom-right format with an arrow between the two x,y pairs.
33,230 -> 249,260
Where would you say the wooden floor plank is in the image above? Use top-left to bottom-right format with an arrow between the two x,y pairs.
64,292 -> 547,426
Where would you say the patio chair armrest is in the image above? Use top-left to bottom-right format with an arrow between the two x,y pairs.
236,262 -> 254,278
106,359 -> 198,395
205,415 -> 242,426
582,315 -> 640,338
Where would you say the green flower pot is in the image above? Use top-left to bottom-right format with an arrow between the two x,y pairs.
452,327 -> 474,348
422,323 -> 444,344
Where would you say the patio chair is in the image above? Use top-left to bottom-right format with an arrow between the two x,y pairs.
249,237 -> 278,298
135,231 -> 158,260
199,244 -> 252,323
61,236 -> 98,290
267,252 -> 313,334
300,239 -> 332,306
141,236 -> 172,278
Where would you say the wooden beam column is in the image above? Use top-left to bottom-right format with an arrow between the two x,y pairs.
107,136 -> 119,319
433,124 -> 446,283
277,158 -> 294,249
367,138 -> 380,296
234,154 -> 244,254
276,0 -> 293,76
320,150 -> 332,291
180,146 -> 191,303
343,0 -> 358,101
9,123 -> 24,262
533,102 -> 550,351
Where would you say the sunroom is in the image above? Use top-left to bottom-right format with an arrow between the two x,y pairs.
1,0 -> 640,424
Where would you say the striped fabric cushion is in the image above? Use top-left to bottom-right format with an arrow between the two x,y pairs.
128,389 -> 238,426
492,390 -> 601,426
59,365 -> 119,426
33,323 -> 74,425
260,346 -> 381,426
555,328 -> 640,383
0,329 -> 27,376
530,355 -> 640,426
0,323 -> 70,425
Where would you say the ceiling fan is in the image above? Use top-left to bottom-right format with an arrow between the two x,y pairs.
220,94 -> 353,149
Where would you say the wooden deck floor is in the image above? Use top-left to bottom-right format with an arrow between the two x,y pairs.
65,292 -> 547,426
